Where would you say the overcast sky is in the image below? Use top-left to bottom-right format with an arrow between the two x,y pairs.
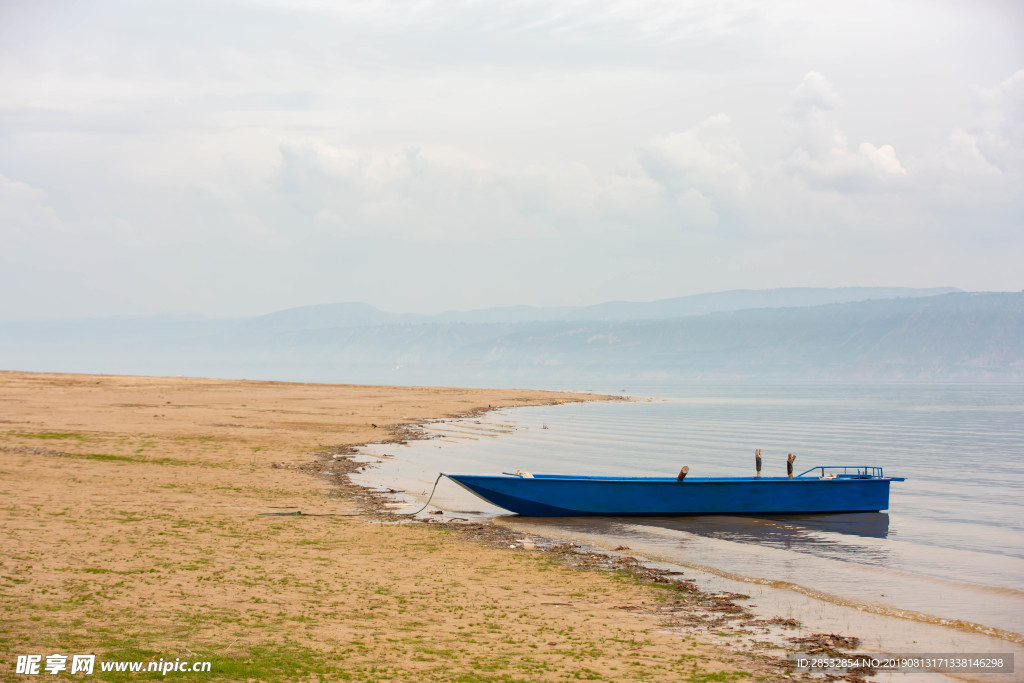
2,0 -> 1022,320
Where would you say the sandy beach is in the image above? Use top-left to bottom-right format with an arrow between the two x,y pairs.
1,371 -> 816,681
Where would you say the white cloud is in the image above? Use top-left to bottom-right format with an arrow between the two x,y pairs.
941,129 -> 1002,177
674,188 -> 719,230
782,72 -> 907,192
791,70 -> 844,117
635,115 -> 748,234
276,132 -> 736,246
0,175 -> 63,237
640,115 -> 749,198
277,139 -> 565,243
857,142 -> 906,176
917,70 -> 1023,230
600,172 -> 663,218
970,69 -> 1024,173
0,2 -> 1021,318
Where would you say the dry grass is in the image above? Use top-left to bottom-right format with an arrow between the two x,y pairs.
0,371 -> 772,681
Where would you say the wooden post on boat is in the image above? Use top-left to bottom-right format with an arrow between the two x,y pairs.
676,466 -> 689,481
755,449 -> 762,478
787,453 -> 795,479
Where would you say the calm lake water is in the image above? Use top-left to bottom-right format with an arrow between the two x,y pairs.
353,382 -> 1024,662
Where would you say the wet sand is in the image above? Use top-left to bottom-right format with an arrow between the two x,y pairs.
1,371 -> 803,681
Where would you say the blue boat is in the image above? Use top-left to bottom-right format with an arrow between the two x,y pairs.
443,466 -> 904,517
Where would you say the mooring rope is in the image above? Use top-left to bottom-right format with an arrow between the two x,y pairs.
400,472 -> 445,516
258,473 -> 445,518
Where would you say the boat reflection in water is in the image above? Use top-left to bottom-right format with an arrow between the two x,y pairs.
628,511 -> 891,544
618,512 -> 893,564
764,512 -> 891,538
511,512 -> 893,570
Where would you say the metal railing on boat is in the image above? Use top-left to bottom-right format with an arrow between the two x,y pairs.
796,465 -> 886,479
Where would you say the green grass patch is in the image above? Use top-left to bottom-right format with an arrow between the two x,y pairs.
10,431 -> 94,441
49,452 -> 218,468
59,452 -> 135,463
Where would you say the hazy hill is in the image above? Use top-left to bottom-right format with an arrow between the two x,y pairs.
450,292 -> 1023,382
236,286 -> 961,330
497,286 -> 961,323
1,288 -> 1019,387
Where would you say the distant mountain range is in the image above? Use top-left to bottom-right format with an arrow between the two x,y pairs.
2,287 -> 1021,387
238,286 -> 961,330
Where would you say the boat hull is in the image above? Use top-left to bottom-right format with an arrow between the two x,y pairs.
443,474 -> 898,517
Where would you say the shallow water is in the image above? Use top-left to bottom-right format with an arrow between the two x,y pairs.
353,382 -> 1024,666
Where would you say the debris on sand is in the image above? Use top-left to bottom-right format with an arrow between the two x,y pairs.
787,632 -> 860,654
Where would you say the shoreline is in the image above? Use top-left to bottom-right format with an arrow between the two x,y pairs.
377,408 -> 1024,641
2,370 -> 807,682
342,399 -> 1024,681
300,394 -> 935,682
